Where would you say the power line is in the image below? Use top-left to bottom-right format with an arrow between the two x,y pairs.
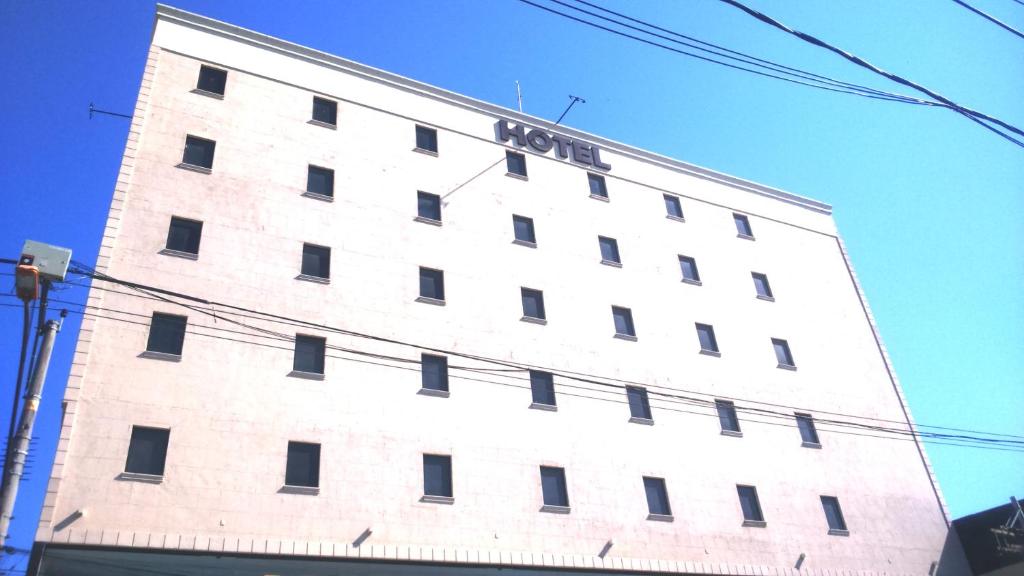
952,0 -> 1024,41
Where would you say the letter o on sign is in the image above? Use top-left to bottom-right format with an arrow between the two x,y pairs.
526,129 -> 554,153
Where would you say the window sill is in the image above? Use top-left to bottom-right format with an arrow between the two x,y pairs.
279,485 -> 320,495
520,316 -> 547,325
159,248 -> 199,261
699,349 -> 721,357
415,296 -> 446,306
777,363 -> 798,371
288,370 -> 325,381
139,350 -> 182,362
117,472 -> 163,484
756,294 -> 775,302
420,494 -> 454,505
512,239 -> 537,248
296,274 -> 330,284
176,162 -> 212,174
665,214 -> 685,223
413,147 -> 439,157
529,402 -> 557,412
613,333 -> 638,342
190,88 -> 224,100
742,519 -> 767,528
681,278 -> 702,286
540,505 -> 571,514
414,216 -> 443,226
828,529 -> 850,537
647,514 -> 674,523
629,416 -> 654,426
505,172 -> 528,181
418,388 -> 450,398
736,233 -> 756,241
720,429 -> 743,438
307,119 -> 337,130
302,191 -> 334,202
600,259 -> 622,268
801,441 -> 822,449
589,194 -> 610,202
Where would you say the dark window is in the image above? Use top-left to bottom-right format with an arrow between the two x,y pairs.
540,466 -> 569,507
421,354 -> 449,392
643,477 -> 672,516
312,97 -> 337,126
512,215 -> 536,244
166,217 -> 203,255
125,426 -> 170,476
627,386 -> 652,420
419,267 -> 445,301
301,243 -> 331,279
285,441 -> 320,488
734,213 -> 754,238
417,191 -> 441,222
598,236 -> 620,264
293,335 -> 326,374
423,454 -> 453,497
696,323 -> 719,353
196,65 -> 226,95
415,125 -> 438,153
717,400 -> 741,433
737,485 -> 764,522
530,370 -> 556,406
506,151 -> 527,177
612,306 -> 636,337
146,313 -> 187,356
678,255 -> 700,283
664,195 -> 684,219
588,173 -> 608,198
821,496 -> 848,532
796,413 -> 820,445
306,165 -> 334,198
182,135 -> 215,169
521,288 -> 546,320
772,338 -> 795,367
752,273 -> 773,299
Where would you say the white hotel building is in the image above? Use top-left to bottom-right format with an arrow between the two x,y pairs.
28,5 -> 966,575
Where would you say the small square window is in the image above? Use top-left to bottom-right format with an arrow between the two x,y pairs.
588,173 -> 608,199
421,354 -> 449,392
417,191 -> 442,222
796,413 -> 820,446
196,65 -> 227,96
752,272 -> 774,299
419,267 -> 445,301
734,213 -> 754,238
312,97 -> 337,126
626,386 -> 652,421
415,125 -> 438,154
166,217 -> 203,255
506,151 -> 527,177
182,135 -> 215,169
612,306 -> 636,338
521,288 -> 546,321
540,466 -> 569,508
285,441 -> 320,488
125,426 -> 170,476
301,243 -> 331,280
821,496 -> 848,533
306,165 -> 334,198
643,477 -> 672,517
146,312 -> 187,356
664,195 -> 684,219
598,236 -> 621,265
696,323 -> 719,354
716,400 -> 741,434
293,334 -> 326,375
529,370 -> 556,407
737,485 -> 765,523
678,255 -> 701,283
512,215 -> 536,245
772,338 -> 795,368
423,454 -> 453,498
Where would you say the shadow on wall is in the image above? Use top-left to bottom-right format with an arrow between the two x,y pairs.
936,527 -> 972,576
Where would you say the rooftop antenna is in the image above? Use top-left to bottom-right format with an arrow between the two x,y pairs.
88,102 -> 132,120
554,94 -> 585,126
515,81 -> 523,113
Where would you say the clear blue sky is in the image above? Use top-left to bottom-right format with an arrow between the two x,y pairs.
1,0 -> 1021,568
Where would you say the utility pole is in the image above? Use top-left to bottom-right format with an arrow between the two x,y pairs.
0,318 -> 60,546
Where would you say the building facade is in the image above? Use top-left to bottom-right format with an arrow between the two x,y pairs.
30,5 -> 965,575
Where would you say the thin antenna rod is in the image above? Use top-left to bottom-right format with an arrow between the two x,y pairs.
554,94 -> 585,125
515,81 -> 523,113
89,103 -> 132,120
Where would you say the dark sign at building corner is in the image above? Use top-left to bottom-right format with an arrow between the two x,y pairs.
495,119 -> 611,171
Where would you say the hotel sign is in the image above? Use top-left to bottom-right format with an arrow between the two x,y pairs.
496,119 -> 611,171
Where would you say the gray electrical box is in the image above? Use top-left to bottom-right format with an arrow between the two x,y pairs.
20,240 -> 72,281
